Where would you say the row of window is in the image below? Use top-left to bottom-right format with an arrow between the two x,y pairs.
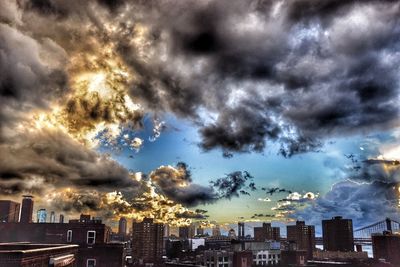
66,230 -> 96,244
254,254 -> 280,259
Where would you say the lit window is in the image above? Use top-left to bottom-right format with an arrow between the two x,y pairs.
67,230 -> 72,243
87,259 -> 96,267
87,231 -> 96,244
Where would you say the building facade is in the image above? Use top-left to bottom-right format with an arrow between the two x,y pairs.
0,200 -> 20,223
372,231 -> 400,265
20,195 -> 33,223
322,216 -> 354,252
132,218 -> 164,264
253,223 -> 280,242
37,208 -> 47,223
287,221 -> 315,260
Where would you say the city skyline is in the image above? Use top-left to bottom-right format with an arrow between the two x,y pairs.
1,0 -> 400,231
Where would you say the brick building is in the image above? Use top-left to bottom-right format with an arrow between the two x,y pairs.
287,221 -> 315,260
322,216 -> 354,252
0,243 -> 78,267
253,223 -> 280,241
0,200 -> 20,222
20,195 -> 34,223
372,231 -> 400,266
132,218 -> 164,264
0,216 -> 125,267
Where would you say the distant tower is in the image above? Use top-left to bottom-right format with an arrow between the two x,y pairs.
37,209 -> 47,223
50,211 -> 55,223
132,218 -> 164,263
212,224 -> 221,236
238,222 -> 245,239
118,217 -> 127,236
20,195 -> 34,223
59,214 -> 64,223
197,225 -> 204,236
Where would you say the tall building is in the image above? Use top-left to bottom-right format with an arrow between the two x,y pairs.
372,231 -> 400,265
37,209 -> 47,223
322,216 -> 354,252
228,229 -> 237,239
238,222 -> 245,239
79,214 -> 91,222
20,195 -> 34,223
118,217 -> 127,236
254,223 -> 280,241
0,200 -> 20,223
212,224 -> 221,236
179,224 -> 195,239
132,218 -> 164,264
50,211 -> 55,223
287,221 -> 315,260
59,214 -> 64,223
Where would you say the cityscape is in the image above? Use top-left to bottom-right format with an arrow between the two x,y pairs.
2,0 -> 400,267
0,196 -> 399,266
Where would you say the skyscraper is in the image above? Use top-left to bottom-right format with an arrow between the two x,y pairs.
132,218 -> 164,264
179,224 -> 195,239
0,200 -> 20,223
20,195 -> 34,223
50,211 -> 55,223
197,225 -> 204,236
238,222 -> 245,239
287,221 -> 315,260
322,216 -> 354,252
37,209 -> 47,223
59,214 -> 64,223
254,223 -> 280,241
118,217 -> 127,236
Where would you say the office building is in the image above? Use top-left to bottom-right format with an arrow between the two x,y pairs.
132,218 -> 164,264
37,209 -> 47,223
59,214 -> 65,223
197,225 -> 204,236
0,200 -> 20,223
254,223 -> 280,241
118,217 -> 127,236
322,216 -> 354,252
238,222 -> 245,239
50,211 -> 55,223
372,231 -> 400,265
287,221 -> 315,260
20,195 -> 33,223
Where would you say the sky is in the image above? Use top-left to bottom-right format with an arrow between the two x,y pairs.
0,0 -> 400,231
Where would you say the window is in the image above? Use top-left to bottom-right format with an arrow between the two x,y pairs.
67,230 -> 72,243
262,254 -> 266,259
87,231 -> 96,244
87,259 -> 96,267
223,257 -> 228,262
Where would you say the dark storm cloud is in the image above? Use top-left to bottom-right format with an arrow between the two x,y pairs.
112,0 -> 400,157
2,0 -> 400,159
0,129 -> 141,195
251,213 -> 275,219
264,187 -> 293,196
150,163 -> 218,207
210,171 -> 255,199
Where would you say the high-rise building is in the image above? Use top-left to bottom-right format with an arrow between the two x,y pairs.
50,211 -> 55,223
287,221 -> 315,260
179,224 -> 195,239
254,223 -> 280,241
228,229 -> 237,239
132,218 -> 164,264
37,209 -> 47,223
372,231 -> 400,264
0,200 -> 20,222
59,214 -> 64,223
164,224 -> 170,237
118,217 -> 127,236
322,216 -> 354,252
238,222 -> 245,239
212,224 -> 221,236
20,195 -> 34,223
